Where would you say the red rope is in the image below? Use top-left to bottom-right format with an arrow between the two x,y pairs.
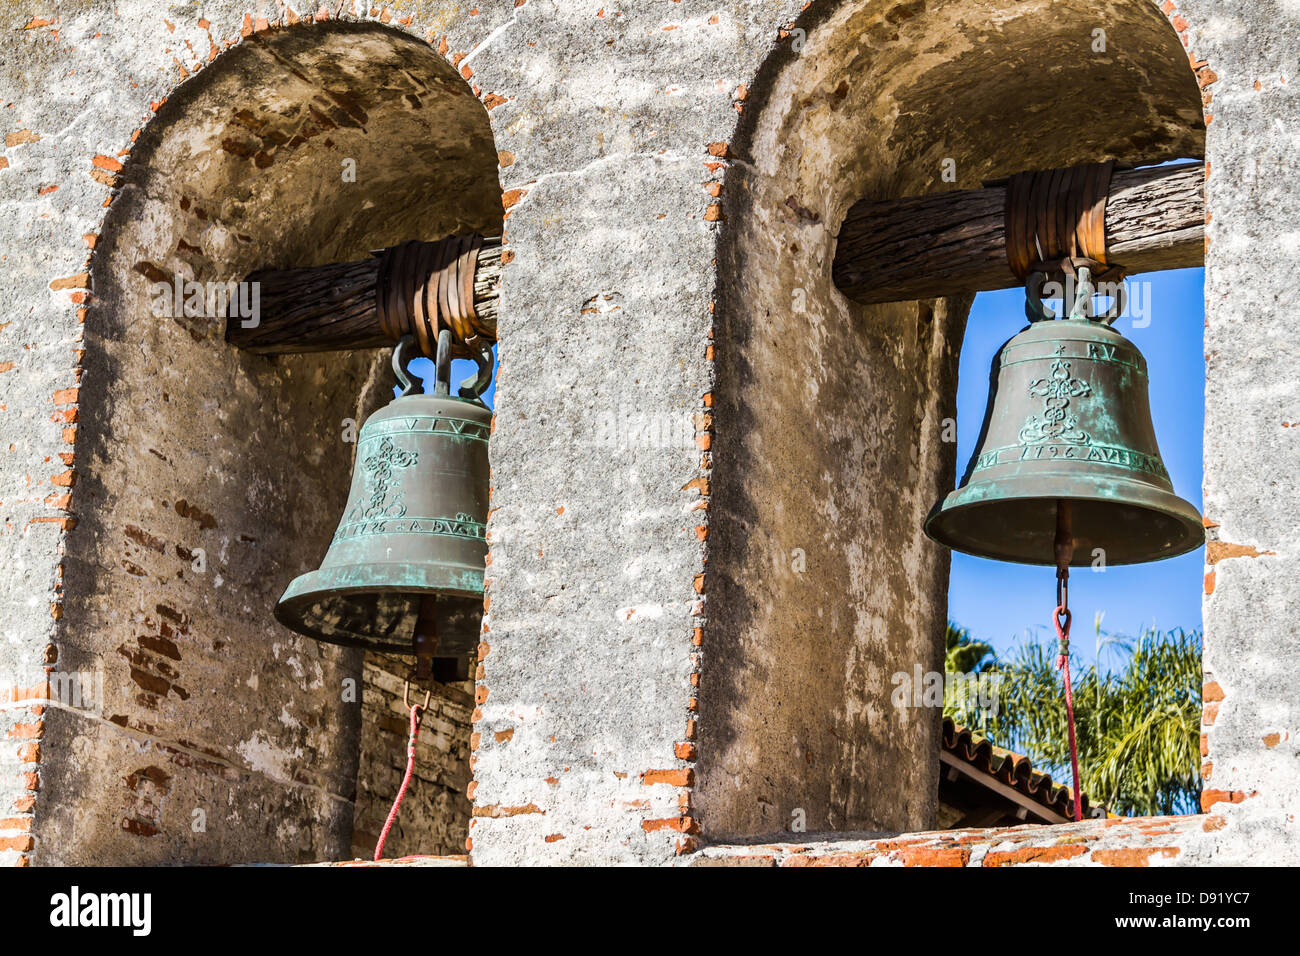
1054,606 -> 1083,822
374,702 -> 423,862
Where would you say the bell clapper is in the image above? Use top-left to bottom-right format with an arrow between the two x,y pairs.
412,594 -> 440,688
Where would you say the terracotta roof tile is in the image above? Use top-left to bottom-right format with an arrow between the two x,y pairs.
942,717 -> 1106,821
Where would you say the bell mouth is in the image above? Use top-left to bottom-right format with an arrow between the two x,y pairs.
925,475 -> 1205,567
275,560 -> 483,656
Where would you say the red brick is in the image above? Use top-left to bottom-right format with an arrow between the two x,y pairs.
1201,789 -> 1254,810
49,274 -> 89,292
641,816 -> 698,834
641,768 -> 693,787
1093,847 -> 1180,867
472,803 -> 543,818
983,845 -> 1089,866
782,852 -> 874,867
897,846 -> 970,867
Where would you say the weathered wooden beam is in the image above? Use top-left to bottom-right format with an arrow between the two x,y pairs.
226,236 -> 501,354
231,164 -> 1203,355
832,162 -> 1204,305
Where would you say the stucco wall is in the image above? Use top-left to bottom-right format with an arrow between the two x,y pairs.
1,0 -> 1297,867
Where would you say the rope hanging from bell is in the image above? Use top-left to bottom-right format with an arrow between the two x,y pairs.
1053,502 -> 1083,822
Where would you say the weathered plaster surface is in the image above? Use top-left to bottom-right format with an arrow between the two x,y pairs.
0,0 -> 1296,867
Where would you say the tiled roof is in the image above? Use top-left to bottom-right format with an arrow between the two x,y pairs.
942,717 -> 1106,822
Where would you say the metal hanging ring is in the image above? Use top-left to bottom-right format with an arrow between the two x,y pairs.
403,677 -> 433,711
1063,259 -> 1126,326
1025,271 -> 1057,323
392,334 -> 422,397
1026,264 -> 1126,326
1093,277 -> 1126,327
459,342 -> 495,401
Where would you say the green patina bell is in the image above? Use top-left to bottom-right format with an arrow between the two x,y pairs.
275,334 -> 491,674
926,270 -> 1204,566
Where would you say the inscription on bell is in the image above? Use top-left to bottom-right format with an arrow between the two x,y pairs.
973,442 -> 1170,480
333,510 -> 487,543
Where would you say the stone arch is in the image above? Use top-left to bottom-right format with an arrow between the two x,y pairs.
44,20 -> 503,864
700,0 -> 1207,840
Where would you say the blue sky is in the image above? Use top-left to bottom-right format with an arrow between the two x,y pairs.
401,348 -> 497,409
947,268 -> 1206,667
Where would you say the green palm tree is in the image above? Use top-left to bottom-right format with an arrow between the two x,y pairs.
943,622 -> 1202,816
944,622 -> 996,675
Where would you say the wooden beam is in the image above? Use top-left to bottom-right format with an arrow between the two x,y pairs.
832,162 -> 1204,305
229,163 -> 1203,355
226,236 -> 502,355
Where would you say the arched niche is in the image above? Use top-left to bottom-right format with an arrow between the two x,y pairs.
701,0 -> 1204,840
47,22 -> 501,864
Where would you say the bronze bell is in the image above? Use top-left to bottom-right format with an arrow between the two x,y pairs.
275,333 -> 493,679
926,269 -> 1204,566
